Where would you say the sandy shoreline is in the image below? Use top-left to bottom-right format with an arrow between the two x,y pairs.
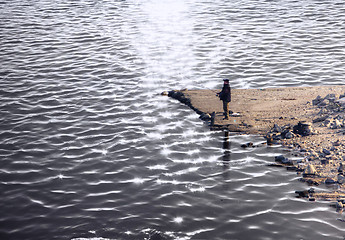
165,85 -> 345,206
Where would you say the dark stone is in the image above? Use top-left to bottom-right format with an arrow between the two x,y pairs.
325,178 -> 337,184
325,93 -> 336,100
275,155 -> 292,165
293,121 -> 313,136
312,95 -> 323,105
323,149 -> 331,155
295,190 -> 309,198
267,163 -> 284,168
287,166 -> 298,171
306,179 -> 319,185
275,155 -> 285,162
313,116 -> 328,123
241,142 -> 254,148
272,123 -> 282,133
321,159 -> 330,165
284,131 -> 293,139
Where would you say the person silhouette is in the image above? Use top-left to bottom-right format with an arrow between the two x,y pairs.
217,79 -> 231,120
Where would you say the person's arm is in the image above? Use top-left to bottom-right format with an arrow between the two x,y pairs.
229,87 -> 231,102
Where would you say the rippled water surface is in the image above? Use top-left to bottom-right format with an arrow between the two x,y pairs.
2,0 -> 345,239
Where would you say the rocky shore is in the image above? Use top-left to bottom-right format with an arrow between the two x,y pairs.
164,85 -> 345,210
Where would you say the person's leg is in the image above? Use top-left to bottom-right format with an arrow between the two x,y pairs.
223,101 -> 229,119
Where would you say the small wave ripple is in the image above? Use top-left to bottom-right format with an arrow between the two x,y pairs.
1,0 -> 345,239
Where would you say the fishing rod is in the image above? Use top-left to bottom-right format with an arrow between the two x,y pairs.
206,88 -> 220,96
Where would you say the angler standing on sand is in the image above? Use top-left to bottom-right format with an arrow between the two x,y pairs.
217,79 -> 232,120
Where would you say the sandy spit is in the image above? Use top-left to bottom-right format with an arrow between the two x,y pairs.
165,85 -> 345,205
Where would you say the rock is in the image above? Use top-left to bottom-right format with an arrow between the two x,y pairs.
275,155 -> 292,165
287,166 -> 298,171
338,163 -> 345,173
275,155 -> 285,162
312,95 -> 323,105
323,149 -> 331,155
319,99 -> 329,106
295,190 -> 309,198
338,174 -> 345,184
168,91 -> 190,105
306,179 -> 319,185
285,131 -> 293,139
303,164 -> 317,176
272,123 -> 282,133
325,178 -> 337,184
323,121 -> 332,128
325,93 -> 336,101
293,121 -> 313,136
313,116 -> 328,123
333,140 -> 341,146
241,142 -> 254,148
321,159 -> 331,165
280,128 -> 293,139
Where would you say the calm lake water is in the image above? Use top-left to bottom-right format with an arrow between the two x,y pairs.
2,0 -> 345,239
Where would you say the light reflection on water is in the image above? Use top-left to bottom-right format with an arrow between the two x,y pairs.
1,0 -> 345,239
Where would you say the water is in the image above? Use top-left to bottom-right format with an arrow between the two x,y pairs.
1,0 -> 345,239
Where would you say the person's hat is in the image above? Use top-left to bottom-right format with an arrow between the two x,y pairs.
223,79 -> 229,83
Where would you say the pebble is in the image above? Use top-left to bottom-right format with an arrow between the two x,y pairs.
323,149 -> 331,155
325,178 -> 337,184
241,142 -> 254,148
285,131 -> 293,139
275,155 -> 292,165
295,190 -> 309,198
293,121 -> 313,136
338,174 -> 345,184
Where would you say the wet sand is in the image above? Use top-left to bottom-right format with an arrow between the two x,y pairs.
166,85 -> 345,205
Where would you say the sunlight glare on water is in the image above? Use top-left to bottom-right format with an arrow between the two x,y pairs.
1,0 -> 345,239
133,0 -> 198,90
